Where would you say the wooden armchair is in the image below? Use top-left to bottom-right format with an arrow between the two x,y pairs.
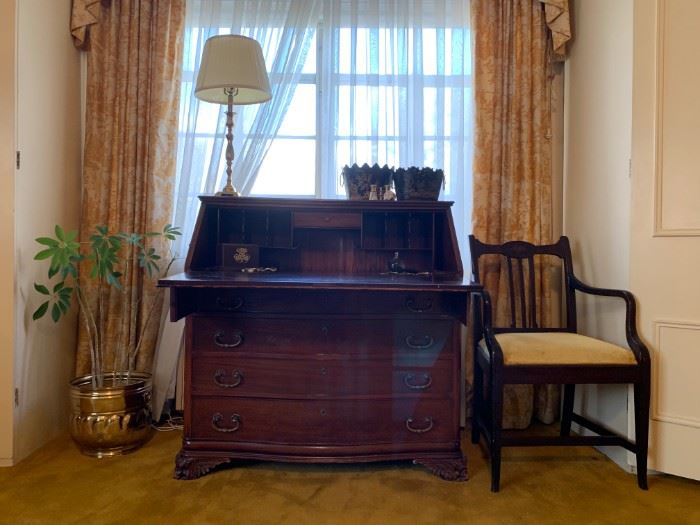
468,235 -> 651,492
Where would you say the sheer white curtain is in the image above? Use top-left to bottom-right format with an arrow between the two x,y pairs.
173,0 -> 322,257
318,0 -> 473,251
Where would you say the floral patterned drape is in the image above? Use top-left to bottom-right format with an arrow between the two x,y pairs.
74,0 -> 185,375
471,0 -> 570,428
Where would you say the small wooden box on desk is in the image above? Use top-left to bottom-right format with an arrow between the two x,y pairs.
159,196 -> 477,481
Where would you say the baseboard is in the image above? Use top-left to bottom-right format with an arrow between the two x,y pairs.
0,457 -> 14,467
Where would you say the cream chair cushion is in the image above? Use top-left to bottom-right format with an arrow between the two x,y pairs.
479,332 -> 637,366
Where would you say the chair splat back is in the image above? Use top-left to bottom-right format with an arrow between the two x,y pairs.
469,235 -> 577,332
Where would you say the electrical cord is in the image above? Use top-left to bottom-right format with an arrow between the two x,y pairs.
151,414 -> 184,432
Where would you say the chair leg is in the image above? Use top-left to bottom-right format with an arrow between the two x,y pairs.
634,378 -> 651,490
490,374 -> 504,492
560,384 -> 575,436
471,360 -> 483,445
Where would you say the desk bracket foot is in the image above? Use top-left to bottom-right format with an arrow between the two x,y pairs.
174,451 -> 233,480
413,455 -> 468,481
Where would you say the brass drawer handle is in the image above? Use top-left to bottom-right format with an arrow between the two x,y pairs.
405,335 -> 434,350
403,373 -> 432,390
214,369 -> 243,388
405,416 -> 434,434
211,412 -> 241,433
215,296 -> 244,311
405,297 -> 434,313
214,331 -> 243,348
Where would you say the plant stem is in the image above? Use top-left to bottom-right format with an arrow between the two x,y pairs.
129,288 -> 163,370
75,286 -> 100,387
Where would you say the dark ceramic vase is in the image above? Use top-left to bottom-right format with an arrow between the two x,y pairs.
393,167 -> 444,200
342,163 -> 393,200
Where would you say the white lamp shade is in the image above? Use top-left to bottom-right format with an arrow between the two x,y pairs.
195,35 -> 272,105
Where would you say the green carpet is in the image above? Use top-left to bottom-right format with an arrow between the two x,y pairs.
1,428 -> 699,525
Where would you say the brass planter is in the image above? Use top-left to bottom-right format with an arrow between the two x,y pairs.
69,373 -> 153,458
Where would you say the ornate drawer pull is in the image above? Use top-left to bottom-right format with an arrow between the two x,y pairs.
214,331 -> 243,348
405,417 -> 434,434
215,296 -> 244,311
405,335 -> 434,350
403,373 -> 432,390
214,369 -> 243,388
405,297 -> 434,313
211,412 -> 241,433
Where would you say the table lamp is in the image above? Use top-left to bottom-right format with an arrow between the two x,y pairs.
195,35 -> 272,196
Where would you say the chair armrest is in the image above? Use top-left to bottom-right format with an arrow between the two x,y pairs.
569,276 -> 651,365
470,289 -> 505,366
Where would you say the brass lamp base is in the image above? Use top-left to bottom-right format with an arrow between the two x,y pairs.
216,188 -> 240,197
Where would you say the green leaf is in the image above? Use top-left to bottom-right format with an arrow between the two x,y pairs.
64,230 -> 78,242
48,265 -> 59,279
106,273 -> 122,289
66,263 -> 78,279
165,225 -> 182,236
119,233 -> 142,245
34,249 -> 54,260
149,261 -> 160,277
55,225 -> 65,241
51,303 -> 61,322
52,281 -> 65,293
57,300 -> 68,314
32,301 -> 49,320
34,283 -> 50,295
35,237 -> 58,247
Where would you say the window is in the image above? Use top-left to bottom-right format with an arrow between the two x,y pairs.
175,0 -> 472,258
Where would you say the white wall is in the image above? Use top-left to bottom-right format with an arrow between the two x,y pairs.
10,0 -> 81,462
563,0 -> 634,469
0,0 -> 17,466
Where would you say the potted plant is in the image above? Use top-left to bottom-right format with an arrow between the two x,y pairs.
32,223 -> 181,457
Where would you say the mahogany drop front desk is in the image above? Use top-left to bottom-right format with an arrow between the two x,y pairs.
160,197 -> 477,481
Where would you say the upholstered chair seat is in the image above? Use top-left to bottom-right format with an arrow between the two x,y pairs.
478,333 -> 637,366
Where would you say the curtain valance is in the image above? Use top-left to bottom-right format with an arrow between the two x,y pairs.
539,0 -> 571,60
71,0 -> 102,48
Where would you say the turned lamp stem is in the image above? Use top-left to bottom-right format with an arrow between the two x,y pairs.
220,87 -> 239,196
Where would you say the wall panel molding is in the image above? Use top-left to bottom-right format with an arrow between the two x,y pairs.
652,320 -> 700,428
653,0 -> 700,237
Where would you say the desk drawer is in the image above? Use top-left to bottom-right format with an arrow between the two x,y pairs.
188,398 -> 455,445
190,316 -> 456,359
195,289 -> 465,318
191,356 -> 453,398
293,211 -> 361,229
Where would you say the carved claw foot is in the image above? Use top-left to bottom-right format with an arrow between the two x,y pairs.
174,451 -> 233,480
413,456 -> 468,481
